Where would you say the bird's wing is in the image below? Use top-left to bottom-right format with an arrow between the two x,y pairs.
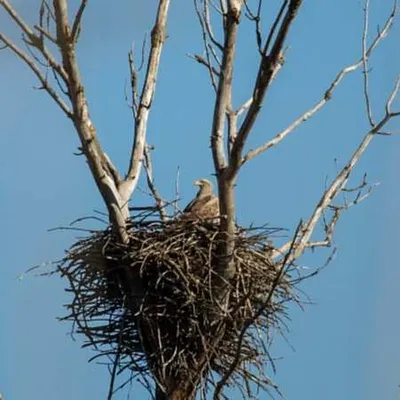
202,196 -> 219,218
188,195 -> 219,218
185,194 -> 214,213
183,194 -> 200,213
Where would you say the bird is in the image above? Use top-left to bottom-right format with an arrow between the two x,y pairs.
181,179 -> 219,221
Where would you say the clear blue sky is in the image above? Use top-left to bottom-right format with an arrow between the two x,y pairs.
1,1 -> 399,399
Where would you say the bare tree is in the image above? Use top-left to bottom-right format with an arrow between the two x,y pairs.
1,0 -> 399,399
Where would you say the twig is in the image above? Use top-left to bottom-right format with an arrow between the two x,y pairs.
274,75 -> 400,263
187,53 -> 221,76
122,0 -> 171,205
174,167 -> 180,216
242,1 -> 396,166
362,0 -> 374,126
143,144 -> 168,221
0,32 -> 71,116
228,0 -> 302,180
71,0 -> 88,42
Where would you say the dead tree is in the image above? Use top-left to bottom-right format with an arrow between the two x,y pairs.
1,0 -> 399,399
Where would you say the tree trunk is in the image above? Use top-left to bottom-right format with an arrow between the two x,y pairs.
217,172 -> 237,280
155,379 -> 196,400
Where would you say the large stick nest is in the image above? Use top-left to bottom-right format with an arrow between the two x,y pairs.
56,214 -> 303,398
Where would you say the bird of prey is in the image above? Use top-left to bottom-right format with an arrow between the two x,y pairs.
181,179 -> 219,221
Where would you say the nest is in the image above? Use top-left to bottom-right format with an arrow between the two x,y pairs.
56,214 -> 303,399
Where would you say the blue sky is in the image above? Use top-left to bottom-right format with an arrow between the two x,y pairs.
1,1 -> 399,399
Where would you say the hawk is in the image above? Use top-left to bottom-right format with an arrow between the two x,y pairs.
181,179 -> 219,221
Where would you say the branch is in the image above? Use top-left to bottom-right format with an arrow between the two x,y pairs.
0,32 -> 71,116
1,0 -> 127,237
243,0 -> 263,52
1,0 -> 171,243
0,0 -> 69,83
273,75 -> 400,263
71,0 -> 88,42
386,75 -> 400,116
194,0 -> 222,93
34,25 -> 57,44
203,0 -> 224,51
173,167 -> 180,216
122,0 -> 171,201
187,53 -> 220,77
303,176 -> 376,251
210,1 -> 242,175
52,0 -> 128,240
227,0 -> 302,180
128,49 -> 139,118
143,144 -> 168,222
242,1 -> 396,166
362,0 -> 374,126
235,97 -> 253,116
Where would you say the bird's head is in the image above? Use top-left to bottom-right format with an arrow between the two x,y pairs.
193,178 -> 214,196
194,179 -> 212,188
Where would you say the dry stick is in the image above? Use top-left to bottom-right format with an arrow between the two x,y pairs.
51,0 -> 143,326
219,0 -> 228,15
107,331 -> 122,400
306,179 -> 377,250
203,0 -> 224,51
52,0 -> 130,242
0,0 -> 69,82
270,4 -> 398,262
362,0 -> 374,126
242,1 -> 396,166
173,167 -> 180,216
194,0 -> 221,93
143,144 -> 168,222
128,50 -> 139,116
262,0 -> 288,56
38,1 -> 53,42
187,53 -> 220,77
41,0 -> 56,22
230,50 -> 283,150
243,0 -> 263,51
0,33 -> 71,116
228,0 -> 303,180
0,1 -> 122,232
34,25 -> 57,44
274,76 -> 400,263
208,42 -> 222,68
71,0 -> 88,42
122,0 -> 171,203
0,0 -> 172,244
235,97 -> 252,117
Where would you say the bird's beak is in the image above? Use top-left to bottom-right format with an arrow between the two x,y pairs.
193,180 -> 201,186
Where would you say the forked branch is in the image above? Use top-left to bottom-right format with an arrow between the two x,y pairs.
0,31 -> 71,115
242,1 -> 396,166
209,1 -> 242,175
227,0 -> 302,180
0,0 -> 171,242
273,75 -> 400,262
122,0 -> 170,202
